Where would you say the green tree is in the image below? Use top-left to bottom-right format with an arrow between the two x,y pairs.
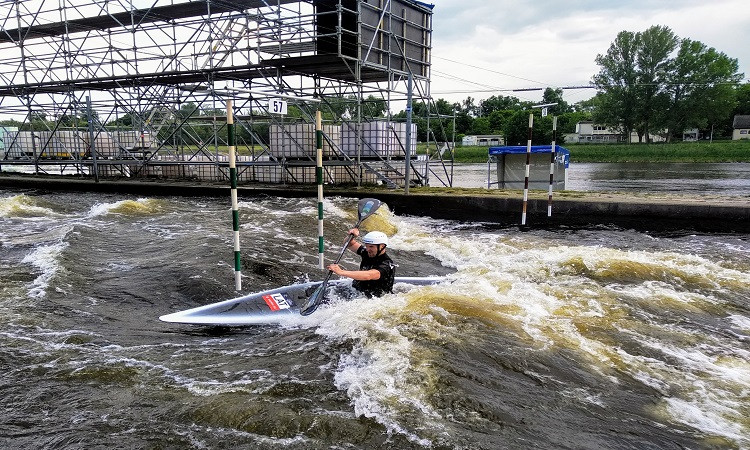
593,30 -> 641,141
735,82 -> 750,115
556,111 -> 591,135
593,26 -> 742,143
634,25 -> 676,142
480,95 -> 526,115
541,87 -> 570,114
665,39 -> 740,140
470,116 -> 490,135
487,109 -> 515,134
503,111 -> 552,145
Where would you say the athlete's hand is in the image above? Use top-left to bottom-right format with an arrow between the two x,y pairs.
348,228 -> 360,237
328,264 -> 343,275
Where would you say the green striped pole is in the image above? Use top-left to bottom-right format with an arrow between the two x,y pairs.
315,110 -> 324,270
227,100 -> 241,290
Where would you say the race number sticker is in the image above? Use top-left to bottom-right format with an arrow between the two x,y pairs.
262,293 -> 292,311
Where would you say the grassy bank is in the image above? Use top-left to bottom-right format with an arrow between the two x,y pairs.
195,140 -> 750,163
445,140 -> 750,163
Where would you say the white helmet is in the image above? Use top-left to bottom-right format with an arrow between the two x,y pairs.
363,231 -> 388,246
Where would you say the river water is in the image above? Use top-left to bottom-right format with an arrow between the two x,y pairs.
1,189 -> 749,449
450,162 -> 750,198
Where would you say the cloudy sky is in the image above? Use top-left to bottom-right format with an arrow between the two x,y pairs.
428,0 -> 750,106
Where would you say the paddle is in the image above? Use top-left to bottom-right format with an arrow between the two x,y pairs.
299,198 -> 382,316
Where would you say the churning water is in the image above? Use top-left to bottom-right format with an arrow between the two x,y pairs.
1,189 -> 749,449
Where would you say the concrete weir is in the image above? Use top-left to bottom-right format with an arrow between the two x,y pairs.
1,174 -> 748,233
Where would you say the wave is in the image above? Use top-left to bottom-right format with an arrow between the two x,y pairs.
299,212 -> 750,447
86,198 -> 165,218
21,237 -> 70,299
0,194 -> 62,219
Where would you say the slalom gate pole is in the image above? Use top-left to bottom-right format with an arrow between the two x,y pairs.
315,110 -> 325,270
521,113 -> 533,226
227,100 -> 241,291
547,116 -> 557,217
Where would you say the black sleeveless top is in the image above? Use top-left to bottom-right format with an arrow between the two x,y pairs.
352,246 -> 395,297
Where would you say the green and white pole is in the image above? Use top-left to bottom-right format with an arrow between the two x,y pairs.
315,110 -> 325,270
227,100 -> 241,290
521,112 -> 533,226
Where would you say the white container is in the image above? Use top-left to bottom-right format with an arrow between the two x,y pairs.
3,131 -> 37,158
83,131 -> 117,158
341,121 -> 416,157
270,123 -> 340,158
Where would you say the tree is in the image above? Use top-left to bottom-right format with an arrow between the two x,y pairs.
541,87 -> 569,114
593,30 -> 641,141
487,109 -> 515,134
634,25 -> 676,142
479,95 -> 525,115
592,26 -> 743,143
735,82 -> 750,115
470,116 -> 490,135
503,111 -> 552,146
461,96 -> 479,117
665,39 -> 741,140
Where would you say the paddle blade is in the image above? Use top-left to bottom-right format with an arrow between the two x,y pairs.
357,198 -> 381,221
299,282 -> 327,316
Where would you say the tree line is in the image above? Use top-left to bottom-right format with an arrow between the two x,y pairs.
395,25 -> 748,145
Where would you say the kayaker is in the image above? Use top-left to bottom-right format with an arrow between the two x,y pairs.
327,228 -> 395,297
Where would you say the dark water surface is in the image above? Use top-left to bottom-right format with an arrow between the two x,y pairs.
452,162 -> 750,198
1,190 -> 749,449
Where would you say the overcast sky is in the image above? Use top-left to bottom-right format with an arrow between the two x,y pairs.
428,0 -> 750,106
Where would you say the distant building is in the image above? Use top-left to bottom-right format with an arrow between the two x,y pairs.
683,128 -> 700,141
462,134 -> 504,146
733,115 -> 750,140
565,121 -> 623,144
565,121 -> 667,143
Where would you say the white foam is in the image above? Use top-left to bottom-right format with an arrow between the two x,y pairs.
665,396 -> 748,446
309,296 -> 441,446
727,314 -> 750,333
21,238 -> 70,298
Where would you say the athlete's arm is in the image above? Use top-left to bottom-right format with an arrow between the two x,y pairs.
328,264 -> 381,280
346,228 -> 362,252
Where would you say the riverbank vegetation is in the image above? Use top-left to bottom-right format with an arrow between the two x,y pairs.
444,140 -> 750,163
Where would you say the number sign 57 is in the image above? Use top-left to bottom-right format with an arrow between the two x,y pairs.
269,99 -> 288,115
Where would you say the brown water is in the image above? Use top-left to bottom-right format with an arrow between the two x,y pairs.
1,189 -> 749,449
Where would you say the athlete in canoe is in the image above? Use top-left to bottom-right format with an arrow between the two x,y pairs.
327,229 -> 395,297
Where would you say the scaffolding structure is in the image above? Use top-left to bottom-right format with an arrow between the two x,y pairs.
0,0 -> 454,187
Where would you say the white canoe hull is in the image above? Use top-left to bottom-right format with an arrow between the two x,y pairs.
159,276 -> 445,326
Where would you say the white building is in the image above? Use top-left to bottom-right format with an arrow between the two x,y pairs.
733,115 -> 750,140
565,121 -> 667,143
462,134 -> 504,146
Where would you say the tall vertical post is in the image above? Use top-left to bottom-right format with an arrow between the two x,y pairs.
227,100 -> 241,291
315,110 -> 325,270
521,113 -> 533,226
404,73 -> 413,194
547,116 -> 557,217
86,95 -> 99,183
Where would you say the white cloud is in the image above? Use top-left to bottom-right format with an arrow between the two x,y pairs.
429,0 -> 750,105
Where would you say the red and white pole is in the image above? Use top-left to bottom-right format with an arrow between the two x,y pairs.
521,113 -> 533,226
547,116 -> 557,217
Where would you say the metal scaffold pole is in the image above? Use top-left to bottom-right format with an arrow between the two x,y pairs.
404,73 -> 413,194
